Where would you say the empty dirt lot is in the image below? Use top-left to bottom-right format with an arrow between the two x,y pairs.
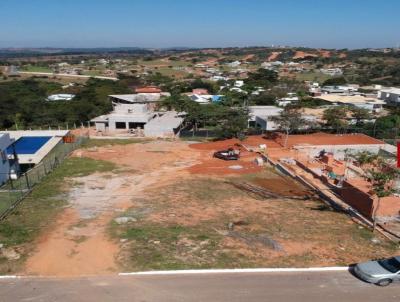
5,138 -> 398,276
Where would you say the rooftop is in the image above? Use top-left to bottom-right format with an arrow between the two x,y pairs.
135,86 -> 162,93
380,87 -> 400,94
109,93 -> 169,103
315,94 -> 384,105
145,111 -> 183,130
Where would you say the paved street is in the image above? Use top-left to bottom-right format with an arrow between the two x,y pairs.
0,271 -> 399,302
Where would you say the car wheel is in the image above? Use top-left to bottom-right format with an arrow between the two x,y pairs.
376,279 -> 392,286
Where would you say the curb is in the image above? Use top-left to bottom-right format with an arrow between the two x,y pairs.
0,267 -> 349,279
0,275 -> 19,279
119,267 -> 349,276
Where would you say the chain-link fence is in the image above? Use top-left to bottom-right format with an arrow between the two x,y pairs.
0,136 -> 88,220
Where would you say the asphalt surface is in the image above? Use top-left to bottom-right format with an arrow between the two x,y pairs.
0,271 -> 399,302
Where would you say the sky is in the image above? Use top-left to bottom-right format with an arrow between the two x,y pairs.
0,0 -> 399,49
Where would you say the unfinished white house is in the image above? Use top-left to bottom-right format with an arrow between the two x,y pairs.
91,94 -> 184,137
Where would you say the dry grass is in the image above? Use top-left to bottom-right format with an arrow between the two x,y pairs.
110,172 -> 398,271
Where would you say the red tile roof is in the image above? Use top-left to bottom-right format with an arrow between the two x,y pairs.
135,86 -> 162,93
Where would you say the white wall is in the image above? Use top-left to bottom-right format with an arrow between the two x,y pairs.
0,134 -> 12,185
295,144 -> 386,160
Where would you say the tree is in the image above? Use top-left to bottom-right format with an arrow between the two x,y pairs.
368,169 -> 395,230
350,151 -> 378,167
365,157 -> 400,230
190,79 -> 218,94
322,106 -> 349,133
271,106 -> 307,147
323,76 -> 347,86
373,114 -> 400,139
249,93 -> 276,106
245,69 -> 278,88
350,107 -> 371,126
216,107 -> 249,140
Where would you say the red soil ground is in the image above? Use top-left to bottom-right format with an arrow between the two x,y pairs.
319,50 -> 331,58
267,52 -> 281,61
188,139 -> 264,175
188,133 -> 385,176
293,51 -> 318,59
281,132 -> 384,147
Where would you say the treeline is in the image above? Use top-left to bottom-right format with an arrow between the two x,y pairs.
0,78 -> 130,129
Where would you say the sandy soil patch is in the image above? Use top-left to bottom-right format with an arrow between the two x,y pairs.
24,140 -> 201,276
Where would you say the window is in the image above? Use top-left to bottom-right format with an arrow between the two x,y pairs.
128,122 -> 145,129
115,122 -> 127,129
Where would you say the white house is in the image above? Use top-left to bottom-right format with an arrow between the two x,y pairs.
248,106 -> 283,130
91,94 -> 183,137
234,80 -> 244,88
210,75 -> 228,81
276,93 -> 299,107
189,94 -> 223,104
227,61 -> 241,68
315,94 -> 385,112
321,85 -> 358,94
46,94 -> 75,101
261,61 -> 283,70
378,87 -> 400,106
320,68 -> 343,76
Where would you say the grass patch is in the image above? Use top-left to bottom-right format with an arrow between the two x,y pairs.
81,138 -> 151,148
111,222 -> 224,271
294,71 -> 333,82
0,157 -> 117,274
180,137 -> 216,142
21,65 -> 53,73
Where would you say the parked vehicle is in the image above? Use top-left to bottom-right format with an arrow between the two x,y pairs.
353,256 -> 400,286
213,148 -> 240,161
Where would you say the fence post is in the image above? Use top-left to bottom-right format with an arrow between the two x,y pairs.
9,176 -> 14,190
24,173 -> 30,190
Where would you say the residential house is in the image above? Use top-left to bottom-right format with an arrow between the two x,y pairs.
46,94 -> 75,101
378,87 -> 400,106
248,106 -> 282,130
91,94 -> 183,137
315,94 -> 385,112
320,68 -> 343,76
189,94 -> 223,104
226,61 -> 241,68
